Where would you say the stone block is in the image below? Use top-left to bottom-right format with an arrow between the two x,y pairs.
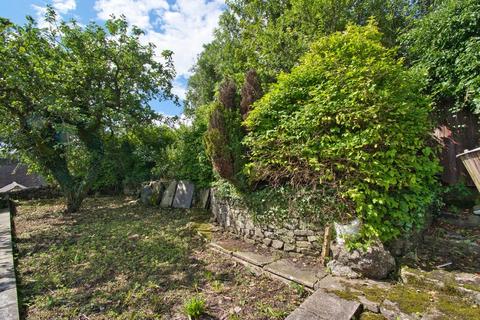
307,235 -> 319,242
284,243 -> 296,252
140,185 -> 153,205
263,238 -> 272,246
284,222 -> 297,230
280,236 -> 295,244
172,180 -> 195,209
294,229 -> 314,236
160,180 -> 177,208
245,220 -> 255,230
272,239 -> 284,250
296,241 -> 312,249
254,227 -> 264,238
295,235 -> 308,241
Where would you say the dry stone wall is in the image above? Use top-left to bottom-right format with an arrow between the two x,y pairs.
211,189 -> 324,256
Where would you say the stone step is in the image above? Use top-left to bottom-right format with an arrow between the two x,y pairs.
285,289 -> 362,320
264,259 -> 319,289
232,251 -> 279,267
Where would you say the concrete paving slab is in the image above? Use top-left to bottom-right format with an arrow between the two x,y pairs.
264,259 -> 318,288
0,208 -> 19,320
286,289 -> 362,320
233,251 -> 278,267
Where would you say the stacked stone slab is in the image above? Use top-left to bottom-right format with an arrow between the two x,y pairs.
210,189 -> 324,256
139,180 -> 210,210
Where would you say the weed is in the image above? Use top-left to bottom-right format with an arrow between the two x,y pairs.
256,302 -> 288,319
211,280 -> 223,293
183,296 -> 206,319
290,282 -> 307,297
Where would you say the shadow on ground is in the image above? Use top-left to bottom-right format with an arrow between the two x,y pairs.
15,197 -> 209,318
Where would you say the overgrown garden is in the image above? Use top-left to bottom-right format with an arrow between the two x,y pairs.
2,0 -> 480,319
1,0 -> 480,243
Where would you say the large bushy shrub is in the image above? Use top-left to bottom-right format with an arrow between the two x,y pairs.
244,22 -> 440,242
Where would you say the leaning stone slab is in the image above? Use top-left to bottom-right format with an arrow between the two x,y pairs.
233,251 -> 278,267
194,189 -> 210,209
172,180 -> 194,209
0,208 -> 20,320
160,180 -> 177,208
140,185 -> 153,205
286,289 -> 362,320
264,259 -> 318,288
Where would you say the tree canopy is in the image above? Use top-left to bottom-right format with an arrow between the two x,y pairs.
185,0 -> 426,113
0,9 -> 176,211
403,0 -> 480,117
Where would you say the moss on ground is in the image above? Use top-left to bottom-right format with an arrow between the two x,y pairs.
462,283 -> 480,292
436,295 -> 480,319
331,275 -> 479,319
387,285 -> 431,314
359,312 -> 387,320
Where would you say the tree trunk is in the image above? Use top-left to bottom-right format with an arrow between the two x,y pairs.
65,190 -> 85,213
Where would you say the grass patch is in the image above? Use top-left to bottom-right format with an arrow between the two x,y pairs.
15,197 -> 303,319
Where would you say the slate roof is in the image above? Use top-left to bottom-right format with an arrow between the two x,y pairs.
0,159 -> 47,190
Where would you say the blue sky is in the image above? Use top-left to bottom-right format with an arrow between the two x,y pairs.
0,0 -> 225,116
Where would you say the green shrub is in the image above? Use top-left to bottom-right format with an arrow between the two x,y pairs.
244,21 -> 440,242
183,296 -> 206,319
156,105 -> 214,188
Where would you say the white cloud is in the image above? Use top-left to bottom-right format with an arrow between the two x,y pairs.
94,0 -> 169,30
172,80 -> 187,101
32,0 -> 77,28
94,0 -> 225,101
52,0 -> 76,14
